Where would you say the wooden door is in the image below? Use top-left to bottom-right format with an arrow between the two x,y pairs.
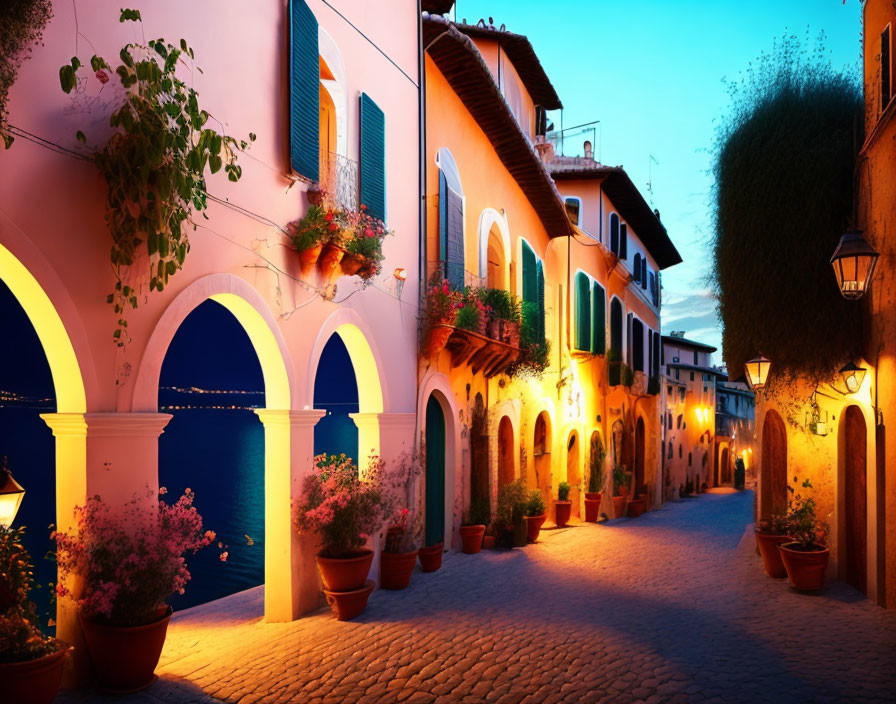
760,410 -> 787,517
635,417 -> 646,494
425,396 -> 446,547
844,405 -> 867,594
498,416 -> 514,488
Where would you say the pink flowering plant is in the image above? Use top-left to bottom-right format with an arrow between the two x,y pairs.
294,454 -> 388,558
53,488 -> 219,626
380,450 -> 424,553
342,204 -> 392,280
424,275 -> 462,327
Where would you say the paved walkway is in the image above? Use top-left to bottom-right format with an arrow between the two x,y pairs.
60,491 -> 896,703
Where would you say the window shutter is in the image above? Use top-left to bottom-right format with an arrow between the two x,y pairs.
633,254 -> 641,283
536,260 -> 546,343
575,272 -> 591,351
641,260 -> 648,290
626,312 -> 633,366
522,241 -> 537,303
439,169 -> 464,288
289,0 -> 319,181
360,93 -> 386,221
591,283 -> 606,355
620,223 -> 628,259
610,214 -> 619,255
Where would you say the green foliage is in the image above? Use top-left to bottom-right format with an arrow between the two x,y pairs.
455,303 -> 482,332
0,0 -> 53,149
612,465 -> 629,497
476,288 -> 522,324
0,526 -> 58,663
496,479 -> 528,525
62,9 -> 254,344
507,301 -> 550,378
557,481 -> 571,502
712,33 -> 863,384
588,444 -> 606,493
525,489 -> 546,517
287,205 -> 330,252
734,457 -> 746,490
466,497 -> 491,528
622,363 -> 634,388
783,478 -> 828,548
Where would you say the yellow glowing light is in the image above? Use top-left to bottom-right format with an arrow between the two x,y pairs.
0,460 -> 25,527
745,354 -> 771,391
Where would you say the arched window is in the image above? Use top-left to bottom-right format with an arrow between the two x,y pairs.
564,197 -> 582,226
633,253 -> 642,283
688,452 -> 693,466
436,147 -> 464,288
610,298 -> 623,355
609,213 -> 620,255
486,225 -> 506,289
632,317 -> 644,372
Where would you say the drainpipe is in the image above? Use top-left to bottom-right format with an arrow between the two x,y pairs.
416,1 -> 425,448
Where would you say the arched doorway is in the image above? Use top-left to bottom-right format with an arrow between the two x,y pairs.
843,405 -> 867,594
470,393 -> 489,509
425,395 -> 446,547
313,334 -> 359,461
533,411 -> 552,507
566,430 -> 581,518
721,447 -> 730,485
760,409 -> 787,518
589,430 -> 605,494
634,417 -> 646,495
158,300 -> 265,610
498,416 -> 514,487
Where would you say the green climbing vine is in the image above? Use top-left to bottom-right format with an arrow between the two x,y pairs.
59,8 -> 255,344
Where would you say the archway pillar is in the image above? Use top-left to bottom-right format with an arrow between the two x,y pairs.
41,411 -> 171,687
255,408 -> 325,622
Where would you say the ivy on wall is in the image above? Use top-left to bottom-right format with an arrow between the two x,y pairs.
59,8 -> 255,344
711,34 -> 863,390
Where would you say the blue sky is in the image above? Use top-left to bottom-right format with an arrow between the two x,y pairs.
456,0 -> 862,364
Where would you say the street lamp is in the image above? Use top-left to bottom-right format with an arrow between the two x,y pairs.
831,230 -> 879,301
0,457 -> 25,528
837,360 -> 867,394
744,354 -> 771,391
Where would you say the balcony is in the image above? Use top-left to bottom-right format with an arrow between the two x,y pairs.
542,121 -> 601,171
318,150 -> 359,212
427,324 -> 521,378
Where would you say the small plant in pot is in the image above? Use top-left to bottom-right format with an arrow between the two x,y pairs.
755,513 -> 790,579
496,480 -> 528,548
612,465 -> 630,518
554,482 -> 573,528
585,445 -> 605,523
778,479 -> 830,591
1,525 -> 72,704
524,490 -> 547,543
459,498 -> 490,555
53,488 -> 220,693
379,451 -> 424,589
294,454 -> 387,620
288,204 -> 334,273
423,277 -> 461,357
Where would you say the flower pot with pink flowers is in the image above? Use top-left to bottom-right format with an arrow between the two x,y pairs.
339,204 -> 390,282
1,525 -> 72,704
53,488 -> 220,693
294,454 -> 389,619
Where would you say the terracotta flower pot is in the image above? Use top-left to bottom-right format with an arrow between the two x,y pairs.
584,492 -> 601,501
318,241 -> 345,282
627,497 -> 646,518
380,549 -> 419,590
524,513 -> 547,542
459,524 -> 485,554
79,608 -> 172,693
612,495 -> 627,518
482,535 -> 496,550
324,580 -> 375,621
0,641 -> 71,704
554,500 -> 572,527
755,530 -> 790,578
418,543 -> 443,572
340,251 -> 367,277
778,542 -> 830,591
584,495 -> 601,522
427,323 -> 454,358
316,550 -> 374,592
298,242 -> 323,274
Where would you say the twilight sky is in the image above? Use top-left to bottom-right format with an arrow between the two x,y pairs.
455,0 -> 862,366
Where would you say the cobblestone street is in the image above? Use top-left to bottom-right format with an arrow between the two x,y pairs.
61,491 -> 896,703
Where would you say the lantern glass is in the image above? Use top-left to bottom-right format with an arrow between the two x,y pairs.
745,354 -> 771,390
838,361 -> 867,394
0,469 -> 25,527
831,231 -> 879,301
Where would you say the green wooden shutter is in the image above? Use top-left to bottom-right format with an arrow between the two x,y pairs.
522,240 -> 537,303
591,283 -> 605,355
536,259 -> 546,343
620,223 -> 628,259
575,272 -> 591,351
289,0 -> 319,181
360,93 -> 386,221
439,175 -> 464,289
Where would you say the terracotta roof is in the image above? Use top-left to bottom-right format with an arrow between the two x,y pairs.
552,165 -> 682,269
421,1 -> 455,15
423,14 -> 573,238
661,334 -> 717,352
449,22 -> 562,110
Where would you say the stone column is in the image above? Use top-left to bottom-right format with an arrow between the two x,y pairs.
255,408 -> 324,622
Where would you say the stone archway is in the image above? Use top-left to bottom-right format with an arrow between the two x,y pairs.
760,409 -> 787,518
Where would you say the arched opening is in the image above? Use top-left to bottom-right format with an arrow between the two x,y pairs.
634,417 -> 646,495
760,409 -> 787,518
497,415 -> 514,488
425,394 -> 446,547
589,430 -> 605,494
533,411 -> 552,508
313,334 -> 359,461
721,447 -> 730,485
610,298 -> 623,354
158,300 -> 265,609
486,225 -> 506,289
566,430 -> 581,518
470,393 -> 489,510
842,405 -> 867,594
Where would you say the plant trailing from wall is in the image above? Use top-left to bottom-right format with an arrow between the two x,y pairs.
58,8 -> 255,344
507,300 -> 550,378
0,0 -> 53,149
712,32 -> 862,387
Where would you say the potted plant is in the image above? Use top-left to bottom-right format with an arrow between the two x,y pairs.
778,479 -> 830,591
1,526 -> 72,704
294,454 -> 387,620
755,513 -> 790,578
418,542 -> 443,572
340,204 -> 391,280
612,465 -> 630,518
288,204 -> 332,274
554,482 -> 573,527
524,490 -> 547,543
496,480 -> 528,548
585,445 -> 606,523
627,484 -> 647,518
379,451 -> 424,589
423,277 -> 460,357
459,498 -> 490,554
53,488 -> 219,692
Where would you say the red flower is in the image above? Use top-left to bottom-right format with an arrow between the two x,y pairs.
95,70 -> 110,84
328,223 -> 338,231
325,212 -> 334,222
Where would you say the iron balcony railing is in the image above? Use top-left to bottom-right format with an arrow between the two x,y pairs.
319,150 -> 359,212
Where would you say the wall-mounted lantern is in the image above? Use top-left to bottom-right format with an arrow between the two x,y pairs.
0,457 -> 25,528
838,360 -> 867,394
393,267 -> 407,298
831,230 -> 879,301
744,354 -> 771,391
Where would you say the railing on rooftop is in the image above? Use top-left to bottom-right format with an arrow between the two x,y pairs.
319,150 -> 359,212
545,121 -> 600,165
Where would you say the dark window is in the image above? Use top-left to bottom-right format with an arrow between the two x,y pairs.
591,283 -> 606,355
632,318 -> 644,372
641,260 -> 647,290
610,298 -> 623,355
678,445 -> 683,459
289,0 -> 320,180
649,272 -> 658,306
688,452 -> 693,467
883,26 -> 892,110
359,93 -> 386,221
439,170 -> 464,289
620,223 -> 628,259
693,350 -> 699,365
574,272 -> 591,352
565,198 -> 581,226
633,254 -> 642,283
610,213 -> 620,255
690,372 -> 695,382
